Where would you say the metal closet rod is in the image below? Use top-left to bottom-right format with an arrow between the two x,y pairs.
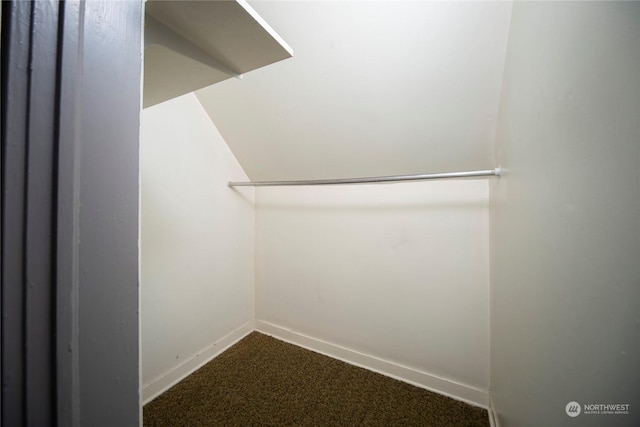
228,168 -> 501,187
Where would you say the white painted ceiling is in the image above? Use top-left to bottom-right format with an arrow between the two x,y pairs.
196,1 -> 513,181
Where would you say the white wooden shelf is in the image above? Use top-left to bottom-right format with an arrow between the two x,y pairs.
144,0 -> 293,108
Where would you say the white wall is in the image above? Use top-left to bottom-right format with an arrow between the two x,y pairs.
255,180 -> 490,404
490,2 -> 640,426
140,93 -> 255,401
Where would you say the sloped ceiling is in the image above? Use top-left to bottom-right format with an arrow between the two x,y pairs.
196,1 -> 513,181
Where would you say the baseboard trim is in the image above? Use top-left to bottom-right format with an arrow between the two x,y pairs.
255,320 -> 489,409
142,319 -> 254,405
488,395 -> 500,427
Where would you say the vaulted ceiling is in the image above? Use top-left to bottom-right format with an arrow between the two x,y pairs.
196,1 -> 513,181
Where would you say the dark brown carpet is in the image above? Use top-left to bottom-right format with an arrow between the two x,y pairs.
144,332 -> 489,426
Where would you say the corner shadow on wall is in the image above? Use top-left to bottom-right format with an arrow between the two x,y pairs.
228,186 -> 256,206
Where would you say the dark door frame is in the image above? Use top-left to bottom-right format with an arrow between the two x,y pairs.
2,1 -> 143,425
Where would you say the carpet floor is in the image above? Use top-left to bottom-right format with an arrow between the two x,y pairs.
143,332 -> 489,426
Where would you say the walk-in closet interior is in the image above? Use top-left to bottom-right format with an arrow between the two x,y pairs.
140,1 -> 640,426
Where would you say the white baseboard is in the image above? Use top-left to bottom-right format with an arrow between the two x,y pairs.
255,320 -> 489,409
142,319 -> 490,411
488,395 -> 500,427
142,319 -> 254,405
